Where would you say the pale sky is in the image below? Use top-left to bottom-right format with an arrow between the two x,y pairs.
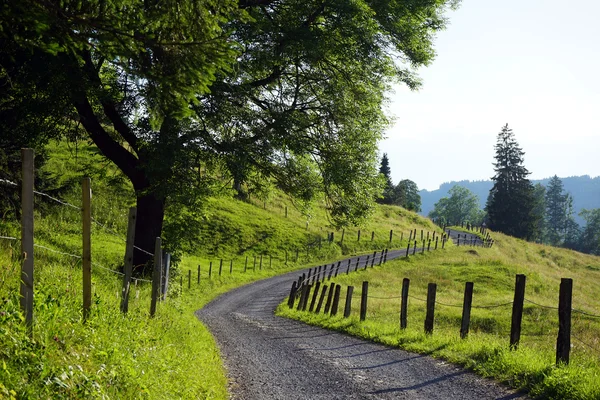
382,0 -> 600,191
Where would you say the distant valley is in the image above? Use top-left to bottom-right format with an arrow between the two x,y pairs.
420,175 -> 600,225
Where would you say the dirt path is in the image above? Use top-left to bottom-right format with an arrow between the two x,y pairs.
197,239 -> 527,399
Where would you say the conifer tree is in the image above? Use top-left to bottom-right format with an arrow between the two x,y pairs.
378,153 -> 394,204
545,175 -> 568,245
485,124 -> 540,239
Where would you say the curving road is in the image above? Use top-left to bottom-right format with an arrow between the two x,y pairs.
197,234 -> 525,399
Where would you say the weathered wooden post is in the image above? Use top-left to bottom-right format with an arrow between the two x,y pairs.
209,261 -> 212,278
406,241 -> 410,257
364,255 -> 369,270
389,229 -> 393,243
219,259 -> 223,276
341,229 -> 345,244
556,278 -> 573,365
260,255 -> 263,270
82,177 -> 92,322
435,237 -> 439,250
354,257 -> 360,272
371,231 -> 375,242
309,281 -> 321,312
427,239 -> 431,251
301,284 -> 312,311
357,229 -> 361,241
412,240 -> 417,255
315,285 -> 328,313
324,282 -> 336,314
400,278 -> 409,329
197,265 -> 201,284
346,259 -> 351,275
188,270 -> 191,289
121,207 -> 136,313
424,283 -> 437,334
460,282 -> 474,339
230,260 -> 233,274
510,274 -> 526,350
330,284 -> 342,316
150,237 -> 162,317
288,281 -> 298,308
344,286 -> 354,318
20,149 -> 35,327
360,281 -> 368,321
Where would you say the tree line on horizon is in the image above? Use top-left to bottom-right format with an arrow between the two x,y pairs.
389,124 -> 599,256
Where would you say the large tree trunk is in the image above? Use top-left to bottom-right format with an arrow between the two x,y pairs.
132,191 -> 166,275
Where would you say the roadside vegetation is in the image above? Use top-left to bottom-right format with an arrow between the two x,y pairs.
277,229 -> 600,400
0,141 -> 439,399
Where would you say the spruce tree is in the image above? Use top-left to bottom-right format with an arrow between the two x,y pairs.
545,175 -> 568,246
378,153 -> 394,204
485,124 -> 540,239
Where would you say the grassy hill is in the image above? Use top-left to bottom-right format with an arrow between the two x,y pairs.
0,140 -> 441,399
278,229 -> 600,399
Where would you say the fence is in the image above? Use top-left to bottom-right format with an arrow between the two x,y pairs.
288,273 -> 600,367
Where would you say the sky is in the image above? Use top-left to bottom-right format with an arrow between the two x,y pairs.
381,0 -> 600,191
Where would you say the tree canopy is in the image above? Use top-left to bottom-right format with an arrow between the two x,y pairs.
1,0 -> 459,270
429,185 -> 483,225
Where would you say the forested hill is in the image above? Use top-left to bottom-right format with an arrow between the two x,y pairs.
420,175 -> 600,223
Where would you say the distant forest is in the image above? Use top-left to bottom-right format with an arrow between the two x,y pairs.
420,175 -> 600,225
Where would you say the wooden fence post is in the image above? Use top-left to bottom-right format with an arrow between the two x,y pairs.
357,229 -> 361,241
510,274 -> 526,350
346,259 -> 351,275
424,283 -> 437,334
371,251 -> 376,267
297,283 -> 307,311
335,261 -> 341,277
20,148 -> 34,327
219,259 -> 223,276
427,239 -> 431,251
435,237 -> 438,250
285,206 -> 288,218
400,278 -> 409,329
150,237 -> 162,317
344,286 -> 354,318
421,240 -> 425,253
406,241 -> 410,257
197,265 -> 201,284
209,261 -> 212,278
253,256 -> 256,271
556,278 -> 573,365
121,207 -> 136,313
260,255 -> 263,270
331,284 -> 342,316
412,241 -> 417,255
354,257 -> 360,272
309,281 -> 321,312
230,260 -> 233,274
82,177 -> 92,322
301,284 -> 311,311
341,229 -> 345,243
389,229 -> 393,243
364,256 -> 369,270
460,282 -> 474,339
324,282 -> 336,313
371,231 -> 375,241
360,281 -> 368,321
288,281 -> 298,308
315,285 -> 328,313
188,270 -> 191,289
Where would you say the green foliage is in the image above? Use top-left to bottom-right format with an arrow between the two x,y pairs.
486,124 -> 541,240
429,185 -> 483,225
378,153 -> 395,204
1,0 -> 459,268
392,179 -> 422,212
579,209 -> 600,255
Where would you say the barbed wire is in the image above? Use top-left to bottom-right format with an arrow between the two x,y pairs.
0,235 -> 18,241
435,300 -> 464,308
472,301 -> 513,309
572,335 -> 600,353
408,294 -> 427,303
34,243 -> 82,259
0,178 -> 18,187
572,308 -> 600,319
524,298 -> 558,310
368,294 -> 402,300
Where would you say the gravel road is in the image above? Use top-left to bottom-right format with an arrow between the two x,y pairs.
197,233 -> 526,399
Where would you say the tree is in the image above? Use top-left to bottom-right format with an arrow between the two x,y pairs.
485,124 -> 540,240
429,185 -> 483,225
545,175 -> 568,245
579,209 -> 600,255
563,195 -> 581,250
393,179 -> 422,212
531,183 -> 547,243
378,153 -> 394,204
1,0 -> 458,271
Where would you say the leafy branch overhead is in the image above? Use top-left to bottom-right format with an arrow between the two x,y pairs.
1,0 -> 459,269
